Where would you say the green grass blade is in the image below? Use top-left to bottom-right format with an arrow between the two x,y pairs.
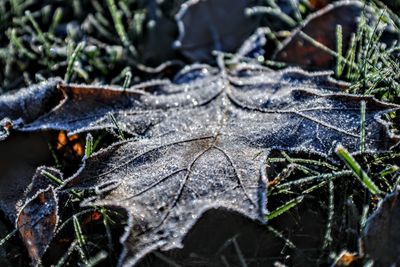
41,169 -> 64,186
267,195 -> 304,220
9,28 -> 36,60
360,100 -> 366,152
49,7 -> 63,35
266,226 -> 296,249
123,69 -> 132,89
336,24 -> 343,77
25,10 -> 50,55
379,165 -> 399,177
85,133 -> 93,159
0,228 -> 18,247
41,169 -> 82,199
64,41 -> 85,83
106,0 -> 137,56
109,113 -> 125,140
73,215 -> 88,263
86,250 -> 108,267
335,144 -> 381,195
322,180 -> 334,250
55,241 -> 78,267
73,215 -> 85,246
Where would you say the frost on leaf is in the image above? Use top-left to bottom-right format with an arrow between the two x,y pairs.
0,79 -> 62,134
34,63 -> 396,265
0,62 -> 398,265
17,187 -> 58,265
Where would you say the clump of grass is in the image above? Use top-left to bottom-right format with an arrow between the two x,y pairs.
0,0 -> 184,92
338,8 -> 400,104
266,148 -> 400,265
262,4 -> 400,263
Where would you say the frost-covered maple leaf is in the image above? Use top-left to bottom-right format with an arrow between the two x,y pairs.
0,62 -> 398,265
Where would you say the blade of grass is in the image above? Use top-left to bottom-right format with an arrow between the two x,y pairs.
64,41 -> 85,83
345,34 -> 358,81
99,208 -> 115,259
106,0 -> 137,57
266,226 -> 296,249
232,237 -> 248,267
73,215 -> 88,263
41,170 -> 82,199
55,241 -> 78,267
322,180 -> 334,250
336,24 -> 343,77
0,228 -> 18,247
109,113 -> 125,140
361,9 -> 386,83
85,133 -> 93,159
49,7 -> 63,35
360,100 -> 366,153
268,157 -> 338,171
92,132 -> 106,152
123,69 -> 132,89
86,250 -> 108,267
267,195 -> 304,220
379,165 -> 399,177
9,28 -> 36,60
289,0 -> 302,22
299,31 -> 356,71
335,144 -> 381,195
275,171 -> 351,191
153,251 -> 182,267
41,169 -> 64,186
359,205 -> 369,230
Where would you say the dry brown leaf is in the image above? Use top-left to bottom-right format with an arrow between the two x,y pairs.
175,0 -> 259,62
273,1 -> 367,70
17,187 -> 58,265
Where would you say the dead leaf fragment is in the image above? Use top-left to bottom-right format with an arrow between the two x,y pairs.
273,1 -> 366,70
17,187 -> 58,265
56,131 -> 84,157
362,187 -> 400,265
175,0 -> 259,63
334,250 -> 359,266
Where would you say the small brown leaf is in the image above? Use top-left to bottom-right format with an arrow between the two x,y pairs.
17,187 -> 58,264
82,211 -> 103,225
334,250 -> 359,266
175,0 -> 259,63
56,131 -> 84,157
273,1 -> 367,70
